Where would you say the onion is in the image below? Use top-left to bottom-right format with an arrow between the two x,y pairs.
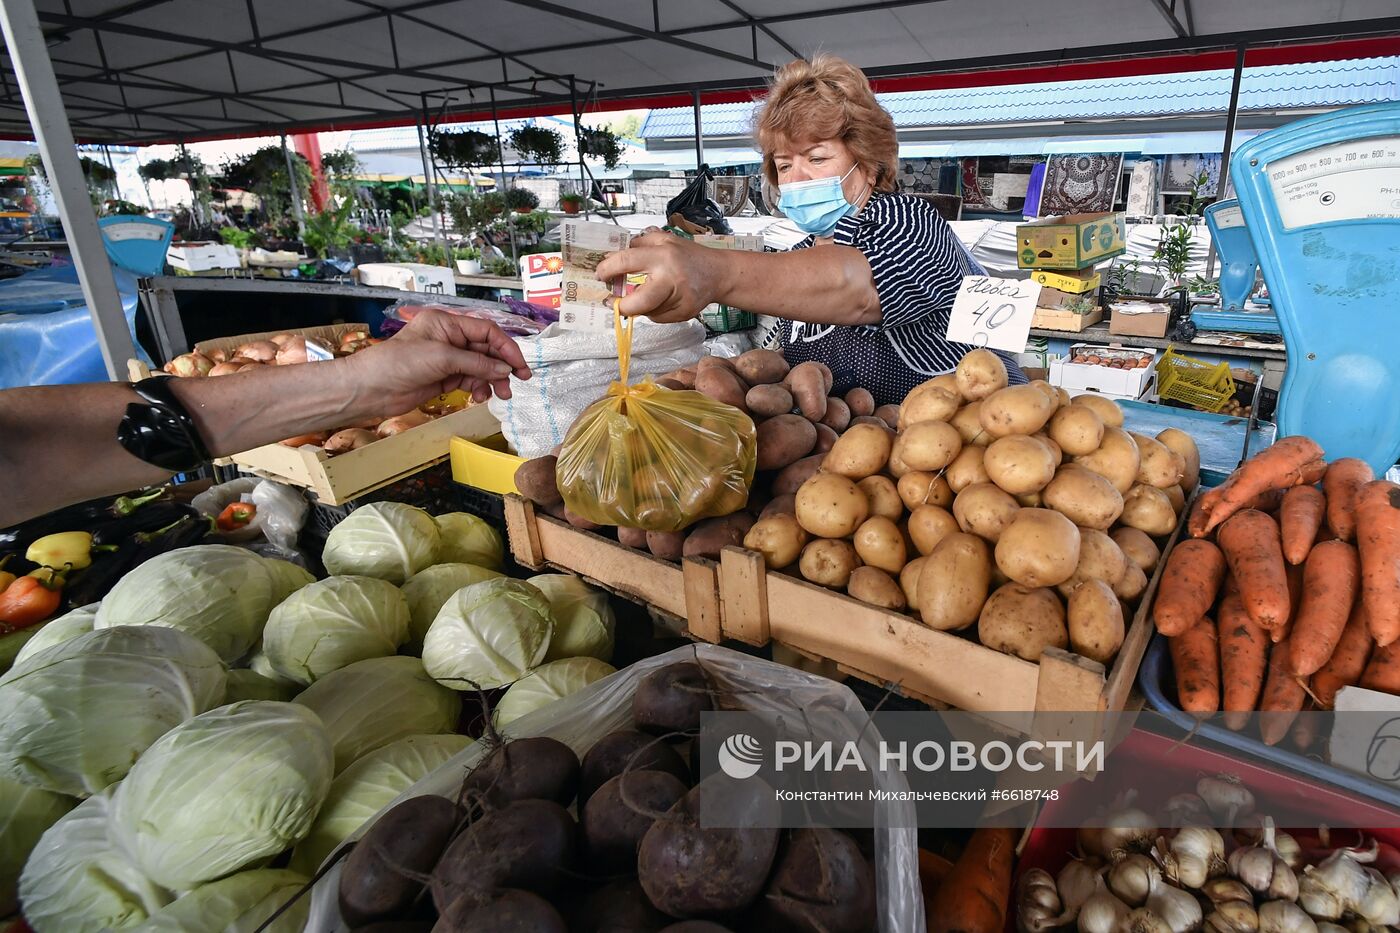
1146,874 -> 1203,933
1256,900 -> 1317,933
1197,774 -> 1255,826
234,339 -> 279,362
170,352 -> 214,377
323,427 -> 378,455
208,361 -> 244,376
1078,877 -> 1131,933
1017,868 -> 1064,933
1204,900 -> 1259,933
1110,853 -> 1162,907
268,333 -> 297,347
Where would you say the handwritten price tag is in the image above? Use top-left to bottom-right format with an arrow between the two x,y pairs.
944,275 -> 1041,354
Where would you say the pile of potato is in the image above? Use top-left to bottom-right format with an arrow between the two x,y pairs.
513,347 -> 1202,670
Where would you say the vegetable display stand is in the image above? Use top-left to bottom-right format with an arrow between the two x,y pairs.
504,495 -> 724,640
231,405 -> 500,506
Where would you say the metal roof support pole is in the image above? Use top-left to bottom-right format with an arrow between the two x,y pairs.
101,144 -> 122,201
692,89 -> 705,170
280,135 -> 306,236
0,0 -> 134,380
489,86 -> 518,269
415,98 -> 446,255
1204,43 -> 1246,279
570,76 -> 586,216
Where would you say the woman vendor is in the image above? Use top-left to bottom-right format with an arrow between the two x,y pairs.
596,54 -> 1026,406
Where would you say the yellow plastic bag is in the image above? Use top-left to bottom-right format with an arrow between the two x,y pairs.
557,312 -> 757,532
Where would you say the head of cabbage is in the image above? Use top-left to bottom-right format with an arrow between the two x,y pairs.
493,656 -> 616,729
94,545 -> 277,662
19,790 -> 172,933
11,602 -> 98,668
401,562 -> 503,651
0,626 -> 227,796
421,578 -> 555,690
223,668 -> 296,703
0,775 -> 74,916
261,575 -> 409,685
129,869 -> 308,933
322,502 -> 440,584
433,512 -> 503,570
289,732 -> 471,876
293,655 -> 462,773
109,701 -> 333,890
261,557 -> 315,604
529,574 -> 615,662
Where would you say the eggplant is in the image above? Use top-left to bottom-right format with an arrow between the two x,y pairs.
90,503 -> 194,546
0,488 -> 170,551
62,511 -> 209,608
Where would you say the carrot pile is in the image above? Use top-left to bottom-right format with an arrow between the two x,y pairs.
1151,445 -> 1400,746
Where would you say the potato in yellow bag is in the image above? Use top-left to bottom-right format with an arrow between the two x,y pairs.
557,315 -> 756,532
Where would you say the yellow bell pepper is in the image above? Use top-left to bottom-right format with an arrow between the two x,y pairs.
26,531 -> 94,571
0,555 -> 14,594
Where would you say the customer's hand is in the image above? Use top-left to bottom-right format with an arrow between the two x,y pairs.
594,229 -> 720,324
341,308 -> 531,414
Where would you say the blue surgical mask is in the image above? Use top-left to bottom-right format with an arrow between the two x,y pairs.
778,162 -> 863,237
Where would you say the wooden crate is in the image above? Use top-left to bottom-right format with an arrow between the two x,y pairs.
503,492 -> 1184,714
504,495 -> 723,640
230,405 -> 500,505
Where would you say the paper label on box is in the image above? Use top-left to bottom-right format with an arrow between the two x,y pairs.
1330,686 -> 1400,787
558,220 -> 632,332
305,341 -> 334,362
945,276 -> 1042,353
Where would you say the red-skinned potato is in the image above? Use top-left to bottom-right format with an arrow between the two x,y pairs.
735,348 -> 790,385
617,527 -> 649,549
784,362 -> 829,421
819,398 -> 852,432
515,456 -> 562,507
814,423 -> 839,454
756,414 -> 817,471
647,531 -> 687,561
695,367 -> 749,412
683,514 -> 755,560
746,384 -> 795,418
874,405 -> 900,430
760,494 -> 797,519
566,509 -> 604,531
773,454 -> 825,496
844,387 -> 875,417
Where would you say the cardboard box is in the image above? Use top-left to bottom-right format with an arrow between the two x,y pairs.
1032,306 -> 1104,332
1050,343 -> 1156,398
167,242 -> 242,273
1016,213 -> 1126,270
1108,298 -> 1172,338
356,262 -> 455,295
192,323 -> 367,358
1031,268 -> 1101,293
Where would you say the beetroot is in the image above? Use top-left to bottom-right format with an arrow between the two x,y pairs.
578,730 -> 690,806
434,799 -> 575,908
570,877 -> 672,933
751,829 -> 876,933
462,736 -> 580,809
339,794 -> 462,926
582,770 -> 689,873
637,775 -> 780,917
659,923 -> 735,932
433,888 -> 566,933
633,662 -> 714,737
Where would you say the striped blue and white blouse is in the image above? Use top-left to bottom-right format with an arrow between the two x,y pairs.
769,191 -> 1027,406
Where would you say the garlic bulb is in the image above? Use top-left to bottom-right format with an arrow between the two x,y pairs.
1201,878 -> 1254,906
1257,900 -> 1317,933
1079,877 -> 1132,933
1298,841 -> 1379,920
1146,875 -> 1204,933
1165,793 -> 1213,829
1227,817 -> 1298,902
1060,857 -> 1106,919
1313,925 -> 1348,933
1111,853 -> 1164,907
1102,807 -> 1161,856
1271,830 -> 1303,871
1017,867 -> 1065,933
1158,826 -> 1226,889
1204,900 -> 1260,933
1127,908 -> 1175,933
1197,774 -> 1255,826
1356,867 -> 1400,925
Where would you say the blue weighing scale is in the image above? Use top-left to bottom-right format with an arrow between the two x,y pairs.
1190,199 -> 1282,335
1231,101 -> 1400,475
97,215 -> 174,277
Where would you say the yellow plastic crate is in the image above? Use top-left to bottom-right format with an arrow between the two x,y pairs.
1154,345 -> 1236,413
450,434 -> 525,495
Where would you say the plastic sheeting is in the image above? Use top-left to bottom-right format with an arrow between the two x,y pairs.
0,263 -> 150,389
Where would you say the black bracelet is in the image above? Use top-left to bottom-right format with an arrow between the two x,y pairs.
116,376 -> 213,472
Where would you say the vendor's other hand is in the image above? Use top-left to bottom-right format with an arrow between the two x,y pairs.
594,230 -> 718,324
343,307 -> 531,412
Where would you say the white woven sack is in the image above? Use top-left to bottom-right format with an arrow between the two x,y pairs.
488,318 -> 706,459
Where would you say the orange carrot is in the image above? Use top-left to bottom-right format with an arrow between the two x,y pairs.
1287,540 -> 1360,676
1245,487 -> 1286,515
1356,480 -> 1400,647
1194,436 -> 1326,536
1323,457 -> 1374,542
1290,700 -> 1320,753
1276,560 -> 1304,643
926,827 -> 1016,933
1153,539 -> 1227,637
1217,509 -> 1291,636
1361,641 -> 1400,696
1187,494 -> 1212,538
1280,485 -> 1326,565
1170,617 -> 1220,716
1218,585 -> 1269,730
1260,638 -> 1307,745
1311,601 -> 1372,708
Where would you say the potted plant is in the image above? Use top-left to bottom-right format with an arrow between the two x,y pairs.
454,245 -> 482,275
579,126 -> 625,170
506,187 -> 539,214
485,257 -> 519,278
509,125 -> 565,167
559,192 -> 585,215
430,129 -> 500,172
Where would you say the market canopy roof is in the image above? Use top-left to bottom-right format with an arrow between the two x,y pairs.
3,0 -> 1399,145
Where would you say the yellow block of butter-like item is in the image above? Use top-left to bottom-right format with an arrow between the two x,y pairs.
1031,269 -> 1102,294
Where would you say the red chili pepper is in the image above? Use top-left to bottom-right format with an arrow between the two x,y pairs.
216,502 -> 257,532
0,572 -> 63,633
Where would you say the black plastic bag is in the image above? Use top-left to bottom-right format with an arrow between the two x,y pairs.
664,164 -> 732,235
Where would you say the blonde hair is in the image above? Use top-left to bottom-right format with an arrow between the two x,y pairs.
754,54 -> 899,193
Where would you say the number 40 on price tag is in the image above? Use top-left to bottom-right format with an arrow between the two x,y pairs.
943,275 -> 1042,354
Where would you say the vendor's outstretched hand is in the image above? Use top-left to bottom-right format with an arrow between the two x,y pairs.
594,229 -> 719,324
341,307 -> 531,413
